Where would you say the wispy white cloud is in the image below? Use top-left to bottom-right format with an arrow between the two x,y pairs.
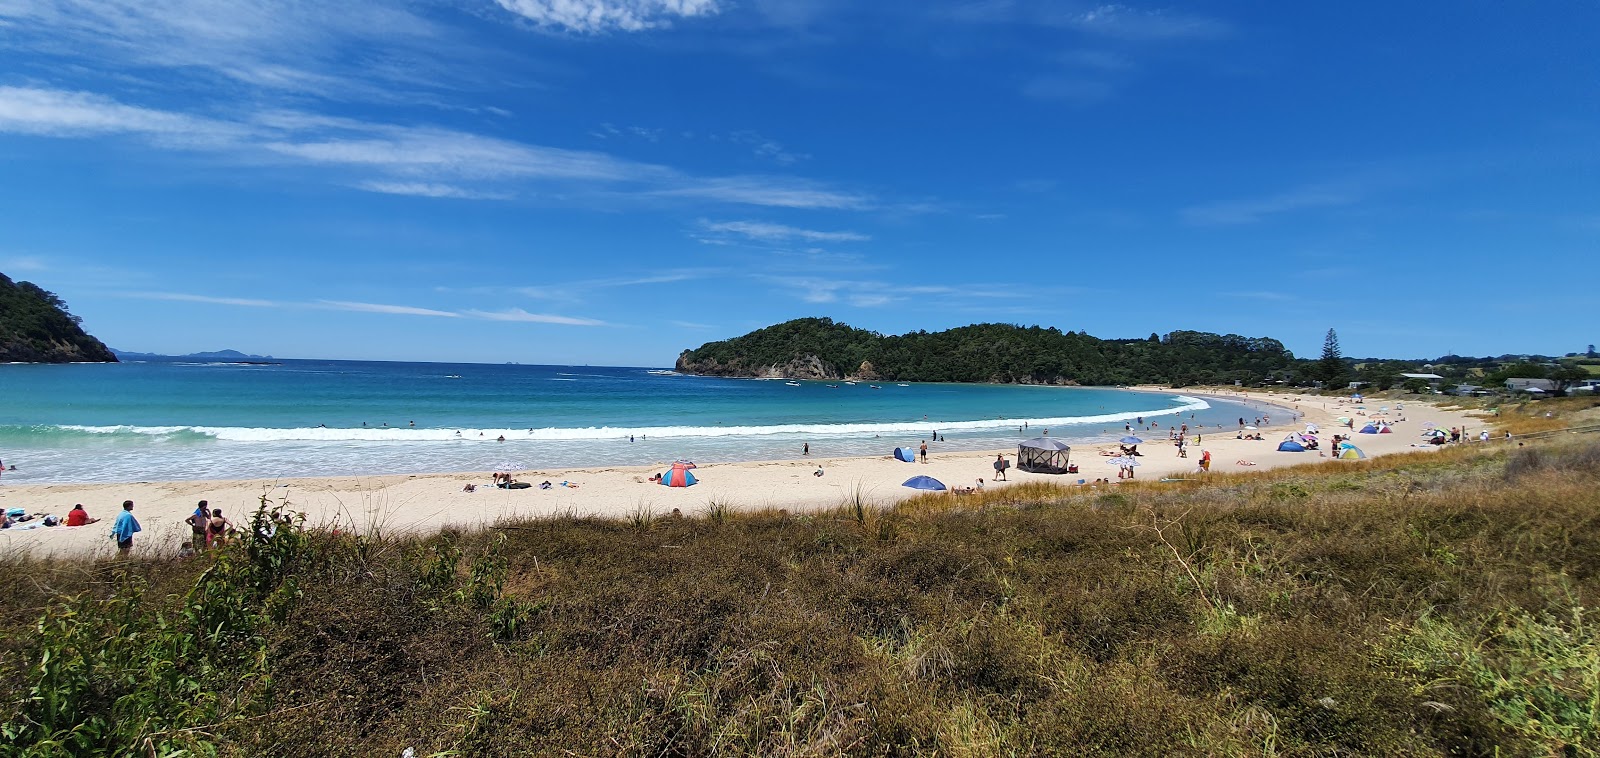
115,290 -> 612,326
129,291 -> 280,307
0,0 -> 458,100
356,181 -> 513,200
1182,185 -> 1359,225
318,300 -> 462,317
660,176 -> 872,210
463,307 -> 607,325
0,255 -> 50,272
699,219 -> 868,242
765,276 -> 1026,308
0,86 -> 245,147
670,320 -> 715,329
1060,4 -> 1231,41
0,86 -> 878,210
493,0 -> 720,33
727,129 -> 808,164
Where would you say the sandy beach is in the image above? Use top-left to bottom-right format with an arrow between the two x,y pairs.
1,390 -> 1489,559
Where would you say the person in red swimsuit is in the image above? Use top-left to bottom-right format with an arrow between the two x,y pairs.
65,504 -> 99,526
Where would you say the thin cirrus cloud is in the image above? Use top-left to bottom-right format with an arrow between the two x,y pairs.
699,219 -> 869,243
462,308 -> 607,326
767,276 -> 1025,308
356,181 -> 515,200
120,292 -> 604,325
0,0 -> 476,102
130,291 -> 281,308
494,0 -> 721,33
0,86 -> 874,210
318,300 -> 462,318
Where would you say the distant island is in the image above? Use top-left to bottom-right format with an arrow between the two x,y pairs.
677,317 -> 1295,387
111,348 -> 277,362
0,273 -> 116,363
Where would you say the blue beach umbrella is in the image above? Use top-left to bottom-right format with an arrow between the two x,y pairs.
902,475 -> 947,491
1119,436 -> 1144,445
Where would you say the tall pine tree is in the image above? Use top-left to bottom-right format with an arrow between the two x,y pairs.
1319,328 -> 1345,386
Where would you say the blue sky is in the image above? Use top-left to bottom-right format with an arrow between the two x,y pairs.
0,1 -> 1595,365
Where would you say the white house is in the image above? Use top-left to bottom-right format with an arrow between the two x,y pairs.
1506,378 -> 1556,392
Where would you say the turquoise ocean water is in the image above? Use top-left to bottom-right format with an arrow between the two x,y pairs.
0,360 -> 1288,483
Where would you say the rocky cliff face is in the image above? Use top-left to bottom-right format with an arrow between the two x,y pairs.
676,352 -> 841,379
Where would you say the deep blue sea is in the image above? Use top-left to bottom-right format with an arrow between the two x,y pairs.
0,360 -> 1284,483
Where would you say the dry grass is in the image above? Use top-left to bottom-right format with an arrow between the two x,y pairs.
4,440 -> 1600,756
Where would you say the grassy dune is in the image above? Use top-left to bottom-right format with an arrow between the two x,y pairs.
3,440 -> 1599,757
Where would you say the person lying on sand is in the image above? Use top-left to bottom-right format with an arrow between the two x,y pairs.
1236,460 -> 1257,466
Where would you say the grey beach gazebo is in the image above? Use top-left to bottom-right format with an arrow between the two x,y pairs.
1017,437 -> 1072,474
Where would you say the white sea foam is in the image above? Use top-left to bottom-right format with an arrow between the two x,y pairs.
56,397 -> 1208,443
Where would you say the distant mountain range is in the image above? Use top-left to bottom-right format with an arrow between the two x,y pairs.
111,348 -> 277,361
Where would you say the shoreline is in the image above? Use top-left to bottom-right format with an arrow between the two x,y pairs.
0,390 -> 1489,559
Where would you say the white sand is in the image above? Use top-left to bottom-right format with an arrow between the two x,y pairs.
0,390 -> 1489,559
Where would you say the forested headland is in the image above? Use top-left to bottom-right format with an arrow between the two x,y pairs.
0,273 -> 116,363
676,317 -> 1296,386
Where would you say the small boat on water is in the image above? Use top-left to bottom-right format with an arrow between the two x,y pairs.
785,381 -> 802,387
844,381 -> 857,385
869,384 -> 882,390
897,383 -> 910,387
826,384 -> 839,388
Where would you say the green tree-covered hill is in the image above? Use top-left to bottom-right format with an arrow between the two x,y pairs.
677,317 -> 1295,387
0,273 -> 116,363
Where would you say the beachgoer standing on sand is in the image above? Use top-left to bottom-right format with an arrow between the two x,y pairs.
803,442 -> 809,456
112,500 -> 140,556
207,508 -> 234,547
994,454 -> 1008,481
919,441 -> 928,463
185,501 -> 210,551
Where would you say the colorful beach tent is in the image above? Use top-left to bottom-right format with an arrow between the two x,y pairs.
659,463 -> 697,489
1338,446 -> 1367,460
894,447 -> 916,462
1378,425 -> 1393,434
1359,424 -> 1380,434
1017,437 -> 1072,473
902,475 -> 946,491
1277,441 -> 1306,452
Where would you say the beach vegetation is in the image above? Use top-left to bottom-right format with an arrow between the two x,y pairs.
3,441 -> 1600,755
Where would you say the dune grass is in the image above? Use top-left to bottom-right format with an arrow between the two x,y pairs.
3,440 -> 1600,756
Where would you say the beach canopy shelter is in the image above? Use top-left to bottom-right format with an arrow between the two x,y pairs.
1338,446 -> 1367,460
1017,437 -> 1072,474
660,462 -> 698,487
1359,424 -> 1380,434
1378,426 -> 1393,434
902,475 -> 946,491
1277,441 -> 1306,452
894,447 -> 916,462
